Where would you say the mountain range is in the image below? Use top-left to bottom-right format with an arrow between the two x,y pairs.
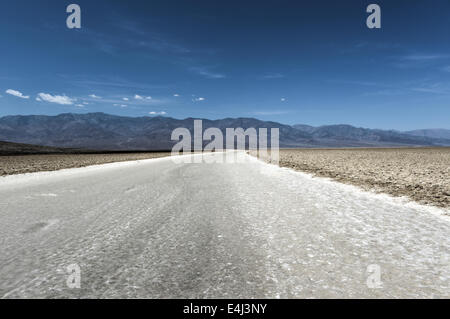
0,112 -> 449,150
404,129 -> 450,140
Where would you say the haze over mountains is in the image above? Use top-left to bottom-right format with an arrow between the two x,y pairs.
0,113 -> 449,151
404,129 -> 450,140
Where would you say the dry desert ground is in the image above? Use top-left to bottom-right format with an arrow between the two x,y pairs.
271,148 -> 450,208
0,153 -> 171,176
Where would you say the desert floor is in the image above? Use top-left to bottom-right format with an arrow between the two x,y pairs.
273,148 -> 449,208
0,153 -> 171,176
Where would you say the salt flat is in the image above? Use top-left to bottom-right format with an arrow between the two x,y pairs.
0,153 -> 448,298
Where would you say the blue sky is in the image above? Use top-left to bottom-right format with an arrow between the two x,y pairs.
0,0 -> 449,130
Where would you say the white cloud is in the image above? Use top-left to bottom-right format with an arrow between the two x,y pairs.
75,104 -> 84,107
89,94 -> 101,99
6,89 -> 29,99
135,94 -> 152,100
83,102 -> 89,105
36,97 -> 42,101
174,94 -> 180,97
281,98 -> 287,102
123,97 -> 129,101
121,104 -> 127,108
193,97 -> 205,102
149,111 -> 167,115
38,93 -> 75,105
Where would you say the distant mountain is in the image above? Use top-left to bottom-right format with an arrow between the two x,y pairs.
292,123 -> 450,147
404,129 -> 450,140
0,113 -> 308,150
292,124 -> 316,134
0,113 -> 449,150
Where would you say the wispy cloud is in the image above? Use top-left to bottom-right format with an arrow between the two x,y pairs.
361,89 -> 409,97
38,93 -> 75,105
65,74 -> 170,91
135,38 -> 190,54
401,54 -> 450,61
119,21 -> 190,54
339,41 -> 403,54
328,79 -> 389,87
251,110 -> 290,116
394,53 -> 450,69
261,73 -> 285,79
332,77 -> 450,97
411,82 -> 450,95
189,66 -> 226,79
116,19 -> 219,55
360,79 -> 450,96
192,97 -> 206,102
6,89 -> 29,99
355,42 -> 402,50
89,94 -> 101,99
79,23 -> 191,57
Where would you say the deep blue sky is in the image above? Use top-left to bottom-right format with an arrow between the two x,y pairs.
1,0 -> 449,130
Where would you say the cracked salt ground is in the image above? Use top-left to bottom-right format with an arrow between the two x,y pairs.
0,153 -> 448,298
